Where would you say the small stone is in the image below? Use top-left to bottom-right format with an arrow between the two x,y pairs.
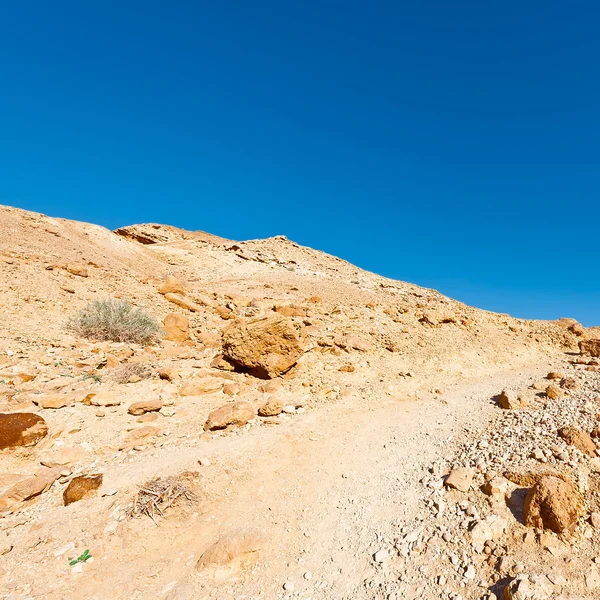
444,467 -> 475,492
198,458 -> 212,467
283,582 -> 294,591
304,571 -> 312,580
374,549 -> 389,563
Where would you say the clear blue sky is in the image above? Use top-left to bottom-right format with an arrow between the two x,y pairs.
1,1 -> 599,325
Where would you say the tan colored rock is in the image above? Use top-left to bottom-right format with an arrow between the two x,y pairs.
65,264 -> 88,277
0,467 -> 62,512
258,397 -> 283,417
523,476 -> 584,533
128,398 -> 163,415
163,313 -> 190,342
164,292 -> 202,312
580,339 -> 600,357
121,425 -> 161,448
223,382 -> 239,396
560,376 -> 579,391
179,379 -> 223,396
204,401 -> 255,431
470,514 -> 508,552
159,368 -> 176,381
63,474 -> 103,506
546,371 -> 564,380
0,413 -> 48,449
545,384 -> 561,400
32,394 -> 71,409
558,426 -> 597,457
159,276 -> 186,295
503,574 -> 554,600
497,390 -> 527,410
334,334 -> 372,352
222,316 -> 305,379
197,529 -> 264,569
274,305 -> 305,317
89,392 -> 120,407
444,467 -> 475,492
40,446 -> 87,467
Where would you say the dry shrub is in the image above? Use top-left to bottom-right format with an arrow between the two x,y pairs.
67,299 -> 161,344
107,362 -> 152,384
128,473 -> 197,524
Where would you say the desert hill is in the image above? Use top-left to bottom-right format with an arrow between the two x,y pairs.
1,204 -> 599,599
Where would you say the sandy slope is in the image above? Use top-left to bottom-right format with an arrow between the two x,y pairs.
0,205 -> 593,599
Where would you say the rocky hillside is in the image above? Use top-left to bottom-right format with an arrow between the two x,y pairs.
1,204 -> 599,599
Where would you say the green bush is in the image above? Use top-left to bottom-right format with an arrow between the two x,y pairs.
67,299 -> 161,344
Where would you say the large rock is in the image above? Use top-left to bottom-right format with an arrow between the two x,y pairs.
163,313 -> 190,342
128,398 -> 163,415
31,394 -> 72,409
222,316 -> 305,379
558,426 -> 597,457
204,401 -> 255,431
0,467 -> 62,512
159,276 -> 186,296
0,413 -> 48,449
580,339 -> 600,357
63,474 -> 103,506
524,476 -> 584,533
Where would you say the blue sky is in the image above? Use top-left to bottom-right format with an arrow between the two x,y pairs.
1,1 -> 599,325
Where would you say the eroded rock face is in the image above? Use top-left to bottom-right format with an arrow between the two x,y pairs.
0,413 -> 48,449
204,401 -> 255,431
222,316 -> 305,379
580,339 -> 600,357
523,476 -> 583,533
163,312 -> 190,342
63,474 -> 103,506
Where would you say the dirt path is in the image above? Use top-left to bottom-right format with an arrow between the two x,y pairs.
46,364 -> 551,600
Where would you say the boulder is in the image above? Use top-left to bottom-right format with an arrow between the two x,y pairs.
523,476 -> 584,533
580,339 -> 600,357
258,397 -> 283,417
40,446 -> 87,467
558,426 -> 597,457
159,276 -> 186,295
163,313 -> 190,342
0,413 -> 48,449
204,401 -> 255,431
545,384 -> 561,400
128,398 -> 163,415
63,474 -> 103,506
222,316 -> 305,379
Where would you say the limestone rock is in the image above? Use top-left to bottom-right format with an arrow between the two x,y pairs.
204,401 -> 255,431
503,574 -> 554,600
580,339 -> 600,357
258,397 -> 283,417
545,384 -> 562,400
222,316 -> 305,379
32,394 -> 71,409
40,446 -> 87,467
0,413 -> 48,449
163,313 -> 190,342
179,379 -> 223,396
0,467 -> 62,512
164,293 -> 202,312
89,392 -> 121,407
128,398 -> 163,415
159,276 -> 186,295
63,474 -> 103,506
523,476 -> 584,533
444,467 -> 475,492
498,390 -> 528,410
558,426 -> 596,457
